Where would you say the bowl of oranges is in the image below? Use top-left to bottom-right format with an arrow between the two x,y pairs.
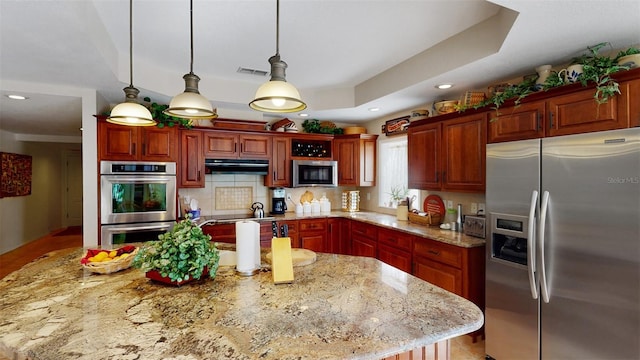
81,245 -> 139,274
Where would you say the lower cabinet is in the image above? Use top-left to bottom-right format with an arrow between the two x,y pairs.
377,227 -> 413,273
200,223 -> 236,243
328,218 -> 350,255
413,237 -> 485,311
298,218 -> 327,252
350,220 -> 378,258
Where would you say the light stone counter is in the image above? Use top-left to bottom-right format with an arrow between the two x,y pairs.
0,247 -> 483,360
275,211 -> 486,248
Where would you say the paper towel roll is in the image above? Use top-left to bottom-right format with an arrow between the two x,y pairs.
236,220 -> 260,275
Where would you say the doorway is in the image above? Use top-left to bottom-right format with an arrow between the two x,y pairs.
63,150 -> 83,227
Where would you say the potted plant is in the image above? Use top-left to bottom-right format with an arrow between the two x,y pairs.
387,185 -> 408,208
132,217 -> 220,285
574,42 -> 630,104
142,97 -> 193,129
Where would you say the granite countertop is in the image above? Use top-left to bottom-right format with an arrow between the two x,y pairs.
272,211 -> 486,248
0,247 -> 483,360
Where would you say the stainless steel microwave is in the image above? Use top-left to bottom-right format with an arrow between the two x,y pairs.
292,160 -> 338,187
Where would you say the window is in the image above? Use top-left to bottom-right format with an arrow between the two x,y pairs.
378,135 -> 419,208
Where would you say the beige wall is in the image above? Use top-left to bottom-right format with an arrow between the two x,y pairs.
0,129 -> 82,254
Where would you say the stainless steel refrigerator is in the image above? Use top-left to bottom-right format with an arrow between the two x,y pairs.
485,128 -> 640,359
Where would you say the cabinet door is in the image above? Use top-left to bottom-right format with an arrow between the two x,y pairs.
99,121 -> 139,161
265,137 -> 291,187
407,122 -> 440,190
299,219 -> 327,252
352,234 -> 377,258
620,78 -> 640,128
378,243 -> 412,273
335,138 -> 358,186
179,130 -> 205,188
360,137 -> 377,186
203,132 -> 238,158
547,87 -> 626,137
413,256 -> 463,295
239,134 -> 271,159
328,218 -> 351,255
441,113 -> 486,192
488,102 -> 545,143
141,126 -> 178,161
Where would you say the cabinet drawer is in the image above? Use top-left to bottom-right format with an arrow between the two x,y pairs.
413,238 -> 462,268
277,220 -> 298,234
378,243 -> 412,273
201,223 -> 236,243
299,219 -> 327,232
351,221 -> 378,239
377,228 -> 413,251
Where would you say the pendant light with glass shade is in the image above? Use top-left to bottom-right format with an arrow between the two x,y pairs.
249,0 -> 306,113
107,0 -> 155,127
164,0 -> 217,120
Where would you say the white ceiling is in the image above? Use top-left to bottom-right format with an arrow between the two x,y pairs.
1,0 -> 639,139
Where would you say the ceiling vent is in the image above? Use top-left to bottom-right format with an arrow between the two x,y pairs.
237,67 -> 269,77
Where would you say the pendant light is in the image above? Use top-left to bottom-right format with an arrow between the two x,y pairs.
164,0 -> 217,119
107,0 -> 155,126
249,0 -> 306,113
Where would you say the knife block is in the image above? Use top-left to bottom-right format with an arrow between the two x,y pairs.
271,237 -> 294,284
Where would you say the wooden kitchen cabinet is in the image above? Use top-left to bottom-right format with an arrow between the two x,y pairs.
98,120 -> 178,162
179,130 -> 205,188
200,223 -> 236,243
350,220 -> 377,258
334,134 -> 378,187
488,74 -> 636,143
413,237 -> 485,312
408,113 -> 486,192
203,131 -> 271,159
265,136 -> 291,187
298,218 -> 327,252
377,228 -> 413,273
328,218 -> 351,255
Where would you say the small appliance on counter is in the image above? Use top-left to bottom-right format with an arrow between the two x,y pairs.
463,214 -> 486,239
271,188 -> 287,215
341,191 -> 360,212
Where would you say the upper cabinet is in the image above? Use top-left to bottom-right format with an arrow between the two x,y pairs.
203,131 -> 271,159
334,134 -> 378,187
98,119 -> 178,162
488,68 -> 640,143
179,130 -> 205,188
265,136 -> 291,188
408,113 -> 486,192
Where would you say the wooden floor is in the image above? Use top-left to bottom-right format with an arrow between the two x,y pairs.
0,227 -> 485,359
0,227 -> 82,279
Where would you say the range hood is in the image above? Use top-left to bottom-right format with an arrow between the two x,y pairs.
204,159 -> 269,175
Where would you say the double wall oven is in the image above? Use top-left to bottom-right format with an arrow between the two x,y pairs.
100,161 -> 177,248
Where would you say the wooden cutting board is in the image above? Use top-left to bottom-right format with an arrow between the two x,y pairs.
265,248 -> 317,267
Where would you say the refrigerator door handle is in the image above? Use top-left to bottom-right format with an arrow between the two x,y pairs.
527,190 -> 539,299
539,190 -> 551,303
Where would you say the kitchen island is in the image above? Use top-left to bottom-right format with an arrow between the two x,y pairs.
0,247 -> 483,359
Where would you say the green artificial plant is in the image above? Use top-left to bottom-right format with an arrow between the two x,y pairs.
132,216 -> 219,283
574,42 -> 630,104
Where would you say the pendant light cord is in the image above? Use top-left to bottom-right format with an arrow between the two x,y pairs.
275,0 -> 280,56
190,0 -> 194,74
128,0 -> 134,87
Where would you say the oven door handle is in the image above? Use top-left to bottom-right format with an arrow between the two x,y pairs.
105,223 -> 174,232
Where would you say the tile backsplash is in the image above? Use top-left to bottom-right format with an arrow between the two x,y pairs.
178,174 -> 352,217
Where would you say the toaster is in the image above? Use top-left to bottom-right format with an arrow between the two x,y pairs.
463,214 -> 486,239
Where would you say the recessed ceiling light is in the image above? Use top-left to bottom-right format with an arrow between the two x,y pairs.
436,84 -> 453,90
299,113 -> 309,117
368,107 -> 380,112
7,94 -> 28,100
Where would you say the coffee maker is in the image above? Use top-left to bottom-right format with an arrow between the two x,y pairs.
271,188 -> 287,215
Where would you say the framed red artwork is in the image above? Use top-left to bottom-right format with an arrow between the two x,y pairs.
0,152 -> 32,198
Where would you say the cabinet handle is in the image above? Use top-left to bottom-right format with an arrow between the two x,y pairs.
132,143 -> 136,155
549,112 -> 554,128
428,249 -> 440,256
536,113 -> 541,131
197,170 -> 201,181
142,143 -> 146,156
273,171 -> 276,181
235,143 -> 237,153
